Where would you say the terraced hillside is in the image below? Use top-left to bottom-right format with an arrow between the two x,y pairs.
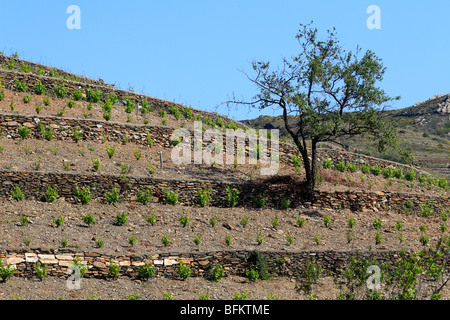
0,55 -> 449,301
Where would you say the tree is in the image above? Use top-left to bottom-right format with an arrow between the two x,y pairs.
229,22 -> 404,198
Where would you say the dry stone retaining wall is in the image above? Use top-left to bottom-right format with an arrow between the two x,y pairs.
0,170 -> 447,212
0,248 -> 434,280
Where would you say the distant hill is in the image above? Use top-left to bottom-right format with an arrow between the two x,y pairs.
241,94 -> 450,178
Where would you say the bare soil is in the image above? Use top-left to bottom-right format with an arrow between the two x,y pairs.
0,198 -> 445,255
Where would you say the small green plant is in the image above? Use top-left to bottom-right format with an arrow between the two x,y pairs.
271,215 -> 280,228
0,259 -> 16,282
41,126 -> 54,141
133,148 -> 142,160
11,185 -> 24,201
393,167 -> 403,179
109,260 -> 120,278
314,232 -> 321,245
233,289 -> 248,300
197,184 -> 213,207
225,186 -> 239,207
347,217 -> 356,229
193,234 -> 202,246
127,293 -> 141,300
281,198 -> 291,210
67,100 -> 76,109
146,164 -> 156,174
103,111 -> 112,121
164,189 -> 178,205
206,263 -> 225,282
82,212 -> 96,226
52,215 -> 64,228
405,169 -> 416,181
72,128 -> 83,142
0,91 -> 4,101
128,235 -> 137,246
292,154 -> 302,168
34,157 -> 42,171
370,165 -> 381,176
53,84 -> 68,98
146,135 -> 154,147
246,269 -> 260,282
199,292 -> 210,300
256,231 -> 264,245
361,164 -> 370,174
373,218 -> 383,231
286,232 -> 295,246
33,81 -> 46,96
96,238 -> 104,248
336,161 -> 347,172
92,158 -> 101,172
322,158 -> 333,169
323,214 -> 332,228
419,225 -> 429,246
139,263 -> 155,279
20,214 -> 29,226
44,186 -> 59,202
115,212 -> 128,226
146,213 -> 157,226
35,103 -> 42,114
75,186 -> 91,205
43,97 -> 50,106
7,58 -> 16,70
179,214 -> 190,227
105,187 -> 120,204
86,88 -> 101,103
297,216 -> 306,228
60,235 -> 68,248
34,261 -> 48,280
19,63 -> 31,73
124,98 -> 135,113
346,229 -> 354,243
419,201 -> 433,218
70,89 -> 84,101
162,291 -> 173,300
346,162 -> 356,173
382,167 -> 394,179
405,199 -> 414,209
240,215 -> 250,227
225,234 -> 232,246
209,214 -> 218,227
375,231 -> 383,245
22,95 -> 32,103
18,126 -> 31,139
161,234 -> 171,246
14,78 -> 28,92
136,188 -> 153,205
177,261 -> 191,280
253,194 -> 266,208
296,261 -> 323,300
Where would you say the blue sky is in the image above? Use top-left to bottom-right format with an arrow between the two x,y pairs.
0,0 -> 449,121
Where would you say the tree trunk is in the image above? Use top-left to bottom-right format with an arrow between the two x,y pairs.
303,142 -> 317,200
